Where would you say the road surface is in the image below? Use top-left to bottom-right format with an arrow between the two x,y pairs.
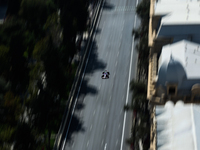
64,0 -> 140,149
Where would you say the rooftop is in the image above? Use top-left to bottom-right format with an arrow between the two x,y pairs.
156,101 -> 200,150
158,40 -> 200,79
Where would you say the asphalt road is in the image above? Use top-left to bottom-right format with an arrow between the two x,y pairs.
64,0 -> 140,149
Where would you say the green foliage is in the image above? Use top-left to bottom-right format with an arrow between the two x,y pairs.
32,37 -> 50,60
19,0 -> 56,29
7,0 -> 22,15
130,80 -> 147,97
14,123 -> 36,150
0,45 -> 10,74
132,28 -> 140,39
24,31 -> 36,57
59,0 -> 88,60
0,0 -> 89,148
124,104 -> 130,111
0,125 -> 15,143
0,17 -> 25,45
136,0 -> 150,21
4,91 -> 23,124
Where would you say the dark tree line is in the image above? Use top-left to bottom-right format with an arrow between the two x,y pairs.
0,0 -> 89,149
124,0 -> 150,149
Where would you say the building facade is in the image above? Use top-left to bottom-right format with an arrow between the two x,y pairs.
148,0 -> 200,149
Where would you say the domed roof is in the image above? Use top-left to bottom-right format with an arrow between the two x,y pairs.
157,55 -> 186,87
165,100 -> 174,109
175,100 -> 184,107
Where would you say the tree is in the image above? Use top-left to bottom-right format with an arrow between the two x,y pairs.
0,125 -> 15,144
32,36 -> 67,97
4,91 -> 23,125
130,80 -> 147,97
14,123 -> 36,150
9,34 -> 29,93
30,90 -> 59,150
19,0 -> 56,35
136,0 -> 150,22
0,45 -> 10,74
7,0 -> 22,15
59,0 -> 89,62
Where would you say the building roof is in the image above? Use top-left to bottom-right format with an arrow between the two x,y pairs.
156,101 -> 200,150
154,0 -> 200,39
157,40 -> 200,82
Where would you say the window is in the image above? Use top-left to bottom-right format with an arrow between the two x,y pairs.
167,84 -> 177,96
168,87 -> 175,95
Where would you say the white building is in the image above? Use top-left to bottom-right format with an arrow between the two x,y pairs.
156,40 -> 200,97
154,101 -> 200,150
148,0 -> 200,103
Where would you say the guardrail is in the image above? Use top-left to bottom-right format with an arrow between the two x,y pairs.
53,0 -> 103,149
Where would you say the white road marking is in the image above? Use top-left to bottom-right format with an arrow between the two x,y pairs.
117,51 -> 119,57
115,61 -> 118,66
120,1 -> 138,149
72,142 -> 74,148
107,109 -> 109,114
116,140 -> 119,146
104,143 -> 107,150
93,110 -> 96,116
104,124 -> 107,130
87,141 -> 89,147
118,124 -> 121,129
114,72 -> 116,77
90,125 -> 93,131
99,84 -> 101,90
101,140 -> 104,146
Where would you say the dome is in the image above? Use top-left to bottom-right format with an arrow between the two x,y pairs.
175,100 -> 184,107
165,101 -> 174,109
157,55 -> 186,88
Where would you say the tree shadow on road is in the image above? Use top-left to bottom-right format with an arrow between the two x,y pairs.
79,78 -> 98,96
65,33 -> 107,147
66,114 -> 85,146
86,40 -> 107,74
103,1 -> 115,10
95,28 -> 101,34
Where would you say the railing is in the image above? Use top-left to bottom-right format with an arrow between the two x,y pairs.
53,0 -> 103,149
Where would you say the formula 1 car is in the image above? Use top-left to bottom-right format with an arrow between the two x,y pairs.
101,70 -> 110,79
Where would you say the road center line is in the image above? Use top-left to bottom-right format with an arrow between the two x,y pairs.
93,110 -> 96,116
104,124 -> 107,130
87,141 -> 89,147
90,125 -> 93,131
104,143 -> 107,150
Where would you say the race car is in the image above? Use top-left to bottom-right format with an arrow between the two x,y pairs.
101,70 -> 110,79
